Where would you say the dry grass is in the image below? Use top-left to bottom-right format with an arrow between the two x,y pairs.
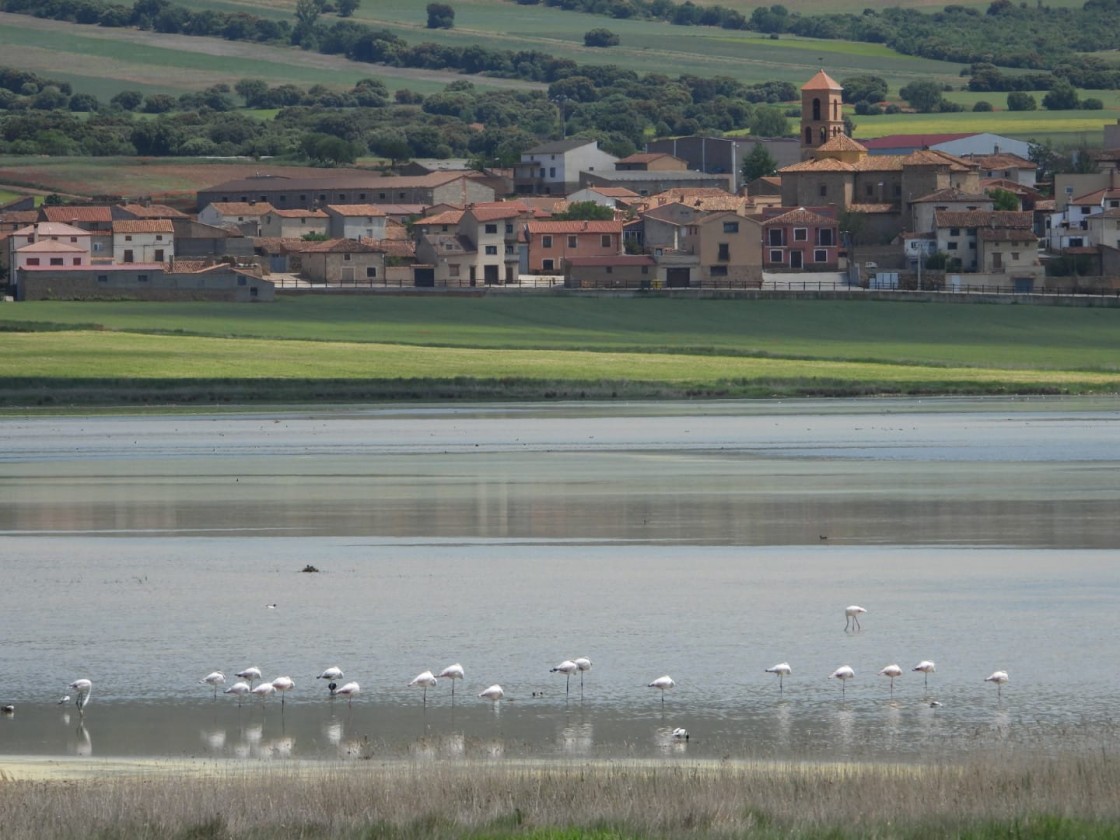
2,753 -> 1120,838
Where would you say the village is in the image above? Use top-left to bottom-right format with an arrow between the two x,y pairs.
4,70 -> 1120,303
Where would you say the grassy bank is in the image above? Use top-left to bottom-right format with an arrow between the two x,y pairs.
1,297 -> 1118,406
3,754 -> 1120,839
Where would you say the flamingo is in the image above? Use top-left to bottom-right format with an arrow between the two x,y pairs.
878,664 -> 902,696
68,679 -> 92,716
551,660 -> 578,697
236,667 -> 262,688
271,676 -> 295,707
844,606 -> 866,632
224,681 -> 251,706
478,684 -> 504,703
201,671 -> 225,700
671,727 -> 689,741
765,662 -> 792,693
317,666 -> 343,682
648,675 -> 675,703
330,681 -> 360,706
409,671 -> 438,705
438,663 -> 465,701
574,657 -> 592,699
251,682 -> 275,703
912,660 -> 936,690
985,670 -> 1009,698
830,665 -> 855,696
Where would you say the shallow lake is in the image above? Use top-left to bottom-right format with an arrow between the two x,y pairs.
1,397 -> 1119,763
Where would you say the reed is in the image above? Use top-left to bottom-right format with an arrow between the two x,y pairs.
3,753 -> 1120,839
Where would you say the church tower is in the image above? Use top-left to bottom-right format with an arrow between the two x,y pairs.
800,69 -> 844,160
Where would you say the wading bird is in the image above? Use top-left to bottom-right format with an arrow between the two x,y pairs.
830,665 -> 855,696
236,667 -> 262,688
201,671 -> 225,700
68,679 -> 92,716
551,660 -> 578,697
844,606 -> 866,632
574,657 -> 592,699
878,664 -> 902,696
224,681 -> 251,707
251,682 -> 275,703
330,681 -> 360,706
271,676 -> 295,707
672,727 -> 689,741
409,671 -> 438,704
317,666 -> 343,682
438,663 -> 465,700
912,660 -> 936,690
985,670 -> 1009,698
766,662 -> 792,693
478,684 -> 504,703
648,675 -> 675,703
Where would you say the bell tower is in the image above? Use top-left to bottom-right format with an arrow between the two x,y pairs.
800,69 -> 844,160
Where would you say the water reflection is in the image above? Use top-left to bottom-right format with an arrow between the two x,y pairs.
72,723 -> 91,757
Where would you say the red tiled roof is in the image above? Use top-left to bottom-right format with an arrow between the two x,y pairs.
468,205 -> 527,221
933,210 -> 1033,229
415,210 -> 464,226
977,228 -> 1038,242
119,203 -> 189,219
270,208 -> 327,218
325,204 -> 387,216
42,205 -> 112,223
762,207 -> 837,227
525,220 -> 622,234
802,69 -> 842,91
206,202 -> 273,216
112,219 -> 174,234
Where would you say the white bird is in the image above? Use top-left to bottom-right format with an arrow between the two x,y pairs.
201,671 -> 225,700
844,605 -> 866,632
830,665 -> 855,696
574,657 -> 592,699
478,684 -> 504,703
551,659 -> 578,697
912,660 -> 936,690
317,666 -> 343,682
224,681 -> 251,706
330,681 -> 360,706
271,676 -> 295,707
985,670 -> 1009,698
236,667 -> 262,688
671,727 -> 689,741
766,662 -> 792,693
251,682 -> 275,702
648,675 -> 675,703
878,664 -> 902,696
438,663 -> 465,700
409,670 -> 438,704
57,695 -> 70,705
68,679 -> 92,716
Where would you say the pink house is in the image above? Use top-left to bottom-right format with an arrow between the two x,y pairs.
761,207 -> 840,270
9,222 -> 92,273
523,220 -> 622,273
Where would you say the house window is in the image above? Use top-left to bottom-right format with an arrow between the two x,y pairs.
568,235 -> 577,248
505,224 -> 513,234
709,265 -> 728,276
300,195 -> 306,202
894,185 -> 902,197
819,229 -> 835,246
367,267 -> 377,278
865,184 -> 874,197
539,168 -> 545,178
449,264 -> 460,277
154,249 -> 164,262
97,275 -> 108,283
137,274 -> 149,282
723,221 -> 739,233
319,194 -> 326,202
72,257 -> 81,266
549,167 -> 556,178
93,243 -> 102,252
344,253 -> 352,261
769,249 -> 783,263
542,259 -> 555,271
485,224 -> 498,234
155,235 -> 163,241
718,243 -> 730,261
768,229 -> 783,246
542,235 -> 553,248
237,276 -> 246,286
26,258 -> 40,266
947,242 -> 958,250
950,228 -> 960,237
485,245 -> 498,255
818,184 -> 827,197
125,235 -> 133,241
505,245 -> 514,255
50,257 -> 63,266
398,193 -> 405,199
601,234 -> 612,248
1011,252 -> 1020,260
793,228 -> 808,242
641,266 -> 649,275
605,266 -> 613,274
70,236 -> 78,243
124,250 -> 134,263
814,249 -> 828,262
379,193 -> 386,200
280,195 -> 287,202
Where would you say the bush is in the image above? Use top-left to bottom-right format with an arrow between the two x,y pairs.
584,28 -> 620,47
1081,98 -> 1104,110
972,100 -> 993,111
425,2 -> 453,29
1006,91 -> 1036,111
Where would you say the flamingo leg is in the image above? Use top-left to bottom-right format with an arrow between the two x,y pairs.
566,674 -> 570,698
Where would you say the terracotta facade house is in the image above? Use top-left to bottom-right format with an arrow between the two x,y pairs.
112,219 -> 174,264
694,211 -> 763,284
563,254 -> 656,288
8,222 -> 92,282
523,219 -> 623,273
761,207 -> 840,270
297,238 -> 386,284
197,201 -> 273,236
41,205 -> 114,260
